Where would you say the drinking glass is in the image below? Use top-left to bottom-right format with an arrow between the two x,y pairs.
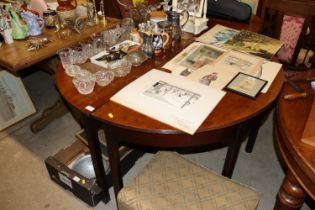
72,69 -> 96,95
80,39 -> 95,58
94,70 -> 115,86
71,45 -> 87,64
58,47 -> 77,76
91,33 -> 106,54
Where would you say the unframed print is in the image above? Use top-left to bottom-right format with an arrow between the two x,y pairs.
187,65 -> 237,90
196,24 -> 239,47
163,42 -> 226,75
213,50 -> 264,76
110,69 -> 226,135
224,30 -> 283,60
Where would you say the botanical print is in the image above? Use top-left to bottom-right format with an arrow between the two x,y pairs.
224,30 -> 283,60
144,81 -> 200,109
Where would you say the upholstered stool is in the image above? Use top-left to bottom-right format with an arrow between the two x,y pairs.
118,152 -> 260,210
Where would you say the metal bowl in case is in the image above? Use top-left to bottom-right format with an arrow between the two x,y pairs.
70,154 -> 109,179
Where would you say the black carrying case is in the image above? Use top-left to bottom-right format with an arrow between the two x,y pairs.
207,0 -> 252,22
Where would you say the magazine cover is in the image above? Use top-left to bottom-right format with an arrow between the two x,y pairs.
196,24 -> 239,47
223,30 -> 283,60
110,69 -> 226,135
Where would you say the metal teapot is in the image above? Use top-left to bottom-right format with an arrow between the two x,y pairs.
21,11 -> 44,36
166,10 -> 189,28
166,10 -> 189,44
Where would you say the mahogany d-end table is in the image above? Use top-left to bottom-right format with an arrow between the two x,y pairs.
91,65 -> 284,198
273,70 -> 315,210
55,16 -> 284,203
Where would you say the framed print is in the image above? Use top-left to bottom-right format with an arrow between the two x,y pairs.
0,71 -> 36,131
225,72 -> 268,99
173,0 -> 205,17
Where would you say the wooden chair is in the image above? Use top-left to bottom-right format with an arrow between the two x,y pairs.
118,151 -> 260,210
245,0 -> 315,153
260,0 -> 315,70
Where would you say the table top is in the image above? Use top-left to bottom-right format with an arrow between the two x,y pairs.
0,18 -> 120,75
91,65 -> 283,135
55,15 -> 283,136
274,70 -> 315,199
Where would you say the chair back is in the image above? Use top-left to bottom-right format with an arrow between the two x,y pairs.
260,0 -> 315,70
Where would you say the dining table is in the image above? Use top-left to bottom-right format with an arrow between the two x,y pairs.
55,15 -> 285,203
273,70 -> 315,210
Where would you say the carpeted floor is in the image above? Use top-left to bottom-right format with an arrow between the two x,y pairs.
0,71 -> 311,210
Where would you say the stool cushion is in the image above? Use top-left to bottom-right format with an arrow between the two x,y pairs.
118,152 -> 260,210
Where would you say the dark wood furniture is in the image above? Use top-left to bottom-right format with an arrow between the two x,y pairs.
260,0 -> 315,70
0,19 -> 119,75
246,0 -> 315,152
273,70 -> 315,210
55,18 -> 284,205
0,18 -> 119,133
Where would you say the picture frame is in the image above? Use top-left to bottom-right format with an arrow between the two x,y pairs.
0,71 -> 36,131
173,0 -> 205,18
225,72 -> 268,99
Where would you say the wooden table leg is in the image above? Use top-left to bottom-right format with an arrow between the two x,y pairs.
105,127 -> 123,201
31,98 -> 68,133
83,116 -> 110,200
222,123 -> 245,178
274,171 -> 306,210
